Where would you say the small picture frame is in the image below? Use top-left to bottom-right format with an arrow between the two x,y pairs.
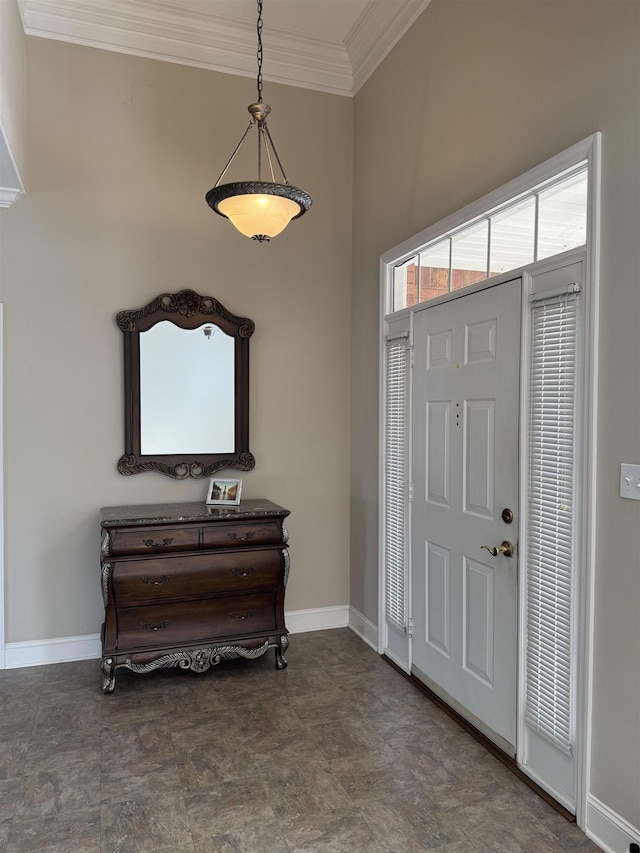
206,477 -> 243,506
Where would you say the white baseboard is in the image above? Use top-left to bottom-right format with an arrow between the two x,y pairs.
585,793 -> 639,853
285,605 -> 350,634
5,634 -> 102,668
3,606 -> 354,668
348,606 -> 378,650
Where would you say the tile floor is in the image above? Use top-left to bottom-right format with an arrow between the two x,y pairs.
0,628 -> 601,852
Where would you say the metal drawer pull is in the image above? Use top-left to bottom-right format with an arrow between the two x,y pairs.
142,537 -> 174,548
231,567 -> 256,578
227,531 -> 255,542
140,575 -> 171,586
140,620 -> 171,631
229,610 -> 255,621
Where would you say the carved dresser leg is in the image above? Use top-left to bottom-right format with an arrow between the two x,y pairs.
101,658 -> 116,694
275,635 -> 289,669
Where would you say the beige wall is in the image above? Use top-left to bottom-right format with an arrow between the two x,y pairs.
2,36 -> 352,640
0,0 -> 26,182
351,0 -> 640,831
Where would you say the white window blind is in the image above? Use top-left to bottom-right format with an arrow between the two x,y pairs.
525,289 -> 580,756
384,333 -> 409,633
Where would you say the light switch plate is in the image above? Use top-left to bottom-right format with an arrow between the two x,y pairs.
619,463 -> 640,500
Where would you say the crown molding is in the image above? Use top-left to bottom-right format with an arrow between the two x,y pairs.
18,0 -> 430,97
0,188 -> 22,208
348,0 -> 432,94
17,0 -> 352,95
0,119 -> 24,208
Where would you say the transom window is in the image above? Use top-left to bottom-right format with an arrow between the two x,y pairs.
392,166 -> 587,312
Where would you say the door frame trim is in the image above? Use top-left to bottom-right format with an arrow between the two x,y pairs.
0,304 -> 5,669
378,133 -> 600,829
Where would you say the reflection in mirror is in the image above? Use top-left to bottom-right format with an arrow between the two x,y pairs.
117,289 -> 255,479
140,322 -> 235,454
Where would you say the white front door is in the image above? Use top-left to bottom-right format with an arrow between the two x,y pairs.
411,279 -> 521,753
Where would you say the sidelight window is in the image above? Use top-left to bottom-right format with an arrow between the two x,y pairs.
525,287 -> 580,756
383,333 -> 410,633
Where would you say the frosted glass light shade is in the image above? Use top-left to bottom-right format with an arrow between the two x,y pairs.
218,193 -> 300,240
206,180 -> 312,242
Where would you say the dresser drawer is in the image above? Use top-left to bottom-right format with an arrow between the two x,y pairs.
108,525 -> 199,556
201,518 -> 284,549
116,593 -> 278,649
111,549 -> 283,604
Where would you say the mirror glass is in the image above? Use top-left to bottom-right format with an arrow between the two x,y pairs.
140,322 -> 235,454
117,289 -> 255,479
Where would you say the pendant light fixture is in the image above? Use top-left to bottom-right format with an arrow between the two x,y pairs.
206,0 -> 312,242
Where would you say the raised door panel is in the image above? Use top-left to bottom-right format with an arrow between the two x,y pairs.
426,401 -> 451,506
465,318 -> 497,365
463,556 -> 494,686
425,541 -> 450,657
464,399 -> 495,519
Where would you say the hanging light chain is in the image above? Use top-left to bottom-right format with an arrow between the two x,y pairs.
256,0 -> 264,104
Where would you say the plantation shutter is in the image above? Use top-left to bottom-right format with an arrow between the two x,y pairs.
384,332 -> 409,633
525,286 -> 580,756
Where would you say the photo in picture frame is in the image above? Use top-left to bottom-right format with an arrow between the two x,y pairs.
206,477 -> 243,506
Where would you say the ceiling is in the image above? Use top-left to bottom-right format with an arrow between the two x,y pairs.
17,0 -> 431,97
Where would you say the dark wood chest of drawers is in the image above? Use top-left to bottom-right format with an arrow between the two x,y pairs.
99,499 -> 290,693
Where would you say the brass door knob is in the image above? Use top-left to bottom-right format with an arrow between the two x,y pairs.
481,540 -> 514,558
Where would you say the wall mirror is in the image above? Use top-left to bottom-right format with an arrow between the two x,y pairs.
117,289 -> 255,478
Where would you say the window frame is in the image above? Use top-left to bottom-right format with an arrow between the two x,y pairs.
382,138 -> 596,317
378,133 -> 601,828
390,163 -> 588,310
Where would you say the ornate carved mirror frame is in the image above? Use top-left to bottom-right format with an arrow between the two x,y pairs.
117,289 -> 255,479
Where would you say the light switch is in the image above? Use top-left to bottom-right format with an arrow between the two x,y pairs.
619,463 -> 640,500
